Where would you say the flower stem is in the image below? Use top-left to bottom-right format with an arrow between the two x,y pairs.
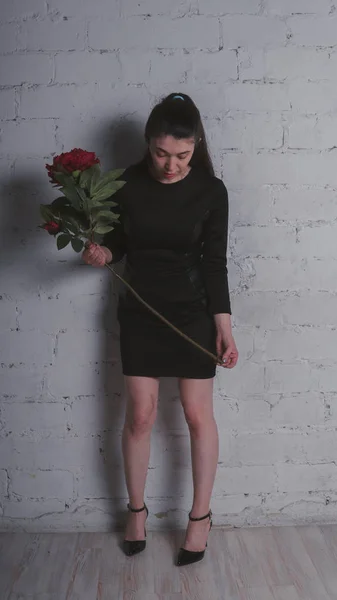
104,263 -> 221,365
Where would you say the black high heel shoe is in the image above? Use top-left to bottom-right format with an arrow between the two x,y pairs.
176,509 -> 212,567
122,502 -> 149,557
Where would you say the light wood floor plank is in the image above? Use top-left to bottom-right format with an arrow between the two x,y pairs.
179,553 -> 220,600
220,528 -> 268,589
272,585 -> 302,600
320,525 -> 337,564
298,525 -> 337,600
1,526 -> 336,600
123,594 -> 184,600
237,587 -> 275,600
0,533 -> 34,600
152,531 -> 181,594
13,534 -> 78,599
98,531 -> 154,598
8,595 -> 60,600
65,546 -> 101,600
271,526 -> 330,600
76,532 -> 106,550
239,527 -> 292,588
207,530 -> 242,599
97,534 -> 126,599
319,525 -> 337,600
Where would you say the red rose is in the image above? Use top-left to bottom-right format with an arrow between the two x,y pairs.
46,148 -> 100,182
43,221 -> 61,235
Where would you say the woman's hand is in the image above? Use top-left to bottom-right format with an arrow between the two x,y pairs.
82,242 -> 112,267
214,313 -> 239,369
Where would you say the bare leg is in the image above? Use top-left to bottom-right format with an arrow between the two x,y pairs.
178,377 -> 218,551
122,375 -> 159,541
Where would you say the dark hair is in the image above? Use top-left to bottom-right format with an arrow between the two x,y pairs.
144,92 -> 214,177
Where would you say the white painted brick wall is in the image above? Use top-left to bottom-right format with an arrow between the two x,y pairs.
1,54 -> 53,85
265,0 -> 332,15
289,16 -> 337,46
88,17 -> 220,50
10,470 -> 74,500
1,0 -> 337,532
197,0 -> 261,15
289,116 -> 337,150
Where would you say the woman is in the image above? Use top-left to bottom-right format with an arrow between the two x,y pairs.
82,92 -> 238,567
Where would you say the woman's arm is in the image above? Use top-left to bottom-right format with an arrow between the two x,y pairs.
201,180 -> 238,368
201,179 -> 231,315
101,177 -> 129,264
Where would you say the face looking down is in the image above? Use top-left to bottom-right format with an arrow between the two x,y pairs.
149,134 -> 196,183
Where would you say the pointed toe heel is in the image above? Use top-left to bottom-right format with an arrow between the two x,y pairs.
123,538 -> 146,557
122,502 -> 149,557
176,547 -> 206,567
176,509 -> 212,567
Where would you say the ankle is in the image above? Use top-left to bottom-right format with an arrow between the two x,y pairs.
128,503 -> 145,512
189,508 -> 211,520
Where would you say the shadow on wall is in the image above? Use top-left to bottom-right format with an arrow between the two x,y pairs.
0,116 -> 189,530
0,162 -> 77,298
0,117 -> 147,295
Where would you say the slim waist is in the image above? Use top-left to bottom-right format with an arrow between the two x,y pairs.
127,249 -> 200,272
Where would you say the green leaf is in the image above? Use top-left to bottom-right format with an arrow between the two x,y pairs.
63,216 -> 80,235
71,238 -> 84,252
93,224 -> 115,235
91,169 -> 125,195
40,204 -> 54,222
90,200 -> 114,209
92,182 -> 125,203
82,228 -> 93,237
91,200 -> 119,210
101,200 -> 118,208
72,170 -> 81,178
93,210 -> 119,220
76,186 -> 90,212
79,168 -> 93,190
91,189 -> 114,203
61,187 -> 81,210
108,168 -> 125,180
61,179 -> 89,212
89,164 -> 101,196
59,205 -> 88,229
52,171 -> 73,187
57,233 -> 71,250
51,196 -> 70,210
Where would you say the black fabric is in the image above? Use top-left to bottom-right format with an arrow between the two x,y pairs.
103,161 -> 231,379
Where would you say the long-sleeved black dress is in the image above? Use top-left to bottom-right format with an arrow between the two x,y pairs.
103,160 -> 231,379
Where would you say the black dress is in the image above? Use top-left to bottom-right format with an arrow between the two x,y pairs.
103,160 -> 231,379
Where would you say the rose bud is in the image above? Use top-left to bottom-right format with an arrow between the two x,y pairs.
43,221 -> 61,235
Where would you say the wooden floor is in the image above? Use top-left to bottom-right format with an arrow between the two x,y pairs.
1,525 -> 337,600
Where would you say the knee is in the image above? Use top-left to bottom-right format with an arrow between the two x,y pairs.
129,413 -> 155,436
184,407 -> 212,434
126,397 -> 157,436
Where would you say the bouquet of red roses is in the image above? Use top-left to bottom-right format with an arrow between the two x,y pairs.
40,148 -> 221,365
40,148 -> 125,251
